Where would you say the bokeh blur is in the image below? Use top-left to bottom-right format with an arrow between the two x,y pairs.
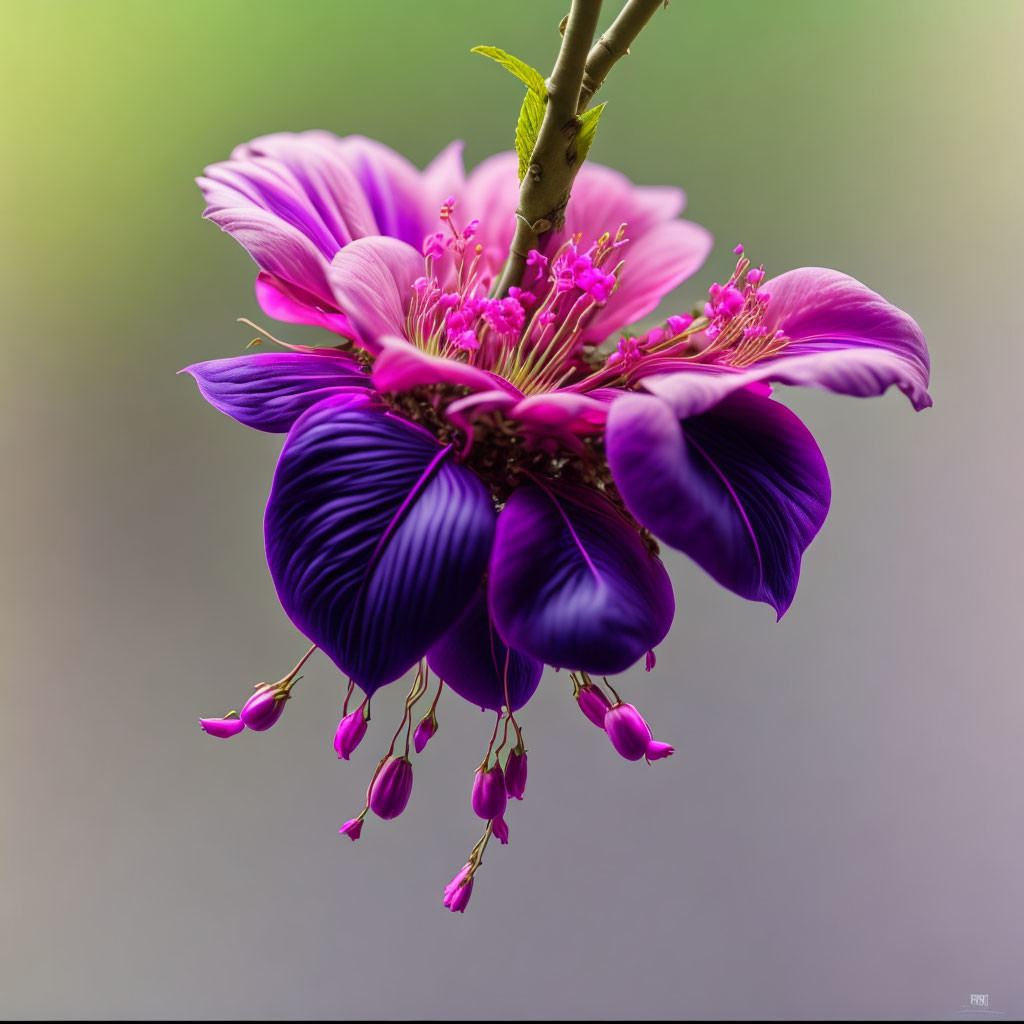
2,0 -> 1022,1018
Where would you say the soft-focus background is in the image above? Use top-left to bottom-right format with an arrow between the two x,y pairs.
2,1 -> 1022,1019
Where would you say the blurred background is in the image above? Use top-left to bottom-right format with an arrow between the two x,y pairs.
1,0 -> 1022,1018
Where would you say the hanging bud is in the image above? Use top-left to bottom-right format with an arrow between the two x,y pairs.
198,714 -> 245,738
334,703 -> 368,760
471,762 -> 507,821
338,815 -> 364,841
575,681 -> 611,728
604,702 -> 675,763
491,814 -> 510,845
413,711 -> 438,754
504,745 -> 528,800
239,683 -> 290,732
443,863 -> 474,913
368,756 -> 414,820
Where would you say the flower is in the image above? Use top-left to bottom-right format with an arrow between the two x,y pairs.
187,133 -> 930,912
239,682 -> 291,732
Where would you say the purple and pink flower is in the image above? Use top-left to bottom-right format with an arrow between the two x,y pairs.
188,131 -> 930,912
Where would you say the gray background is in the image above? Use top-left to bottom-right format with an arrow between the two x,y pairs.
2,0 -> 1022,1018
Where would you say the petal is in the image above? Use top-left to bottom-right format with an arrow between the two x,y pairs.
607,390 -> 831,617
423,140 -> 467,205
642,268 -> 931,418
265,395 -> 496,693
427,589 -> 542,713
181,351 -> 370,432
326,237 -> 423,353
332,135 -> 438,246
371,335 -> 513,395
763,267 -> 932,409
254,272 -> 354,335
488,481 -> 674,673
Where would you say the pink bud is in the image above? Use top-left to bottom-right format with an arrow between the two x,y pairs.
471,763 -> 507,821
604,702 -> 674,763
746,267 -> 765,285
198,715 -> 245,738
443,863 -> 474,913
368,756 -> 414,820
333,706 -> 367,760
338,817 -> 363,841
575,682 -> 611,728
504,746 -> 528,800
492,814 -> 509,845
239,685 -> 289,732
604,702 -> 652,761
413,712 -> 438,754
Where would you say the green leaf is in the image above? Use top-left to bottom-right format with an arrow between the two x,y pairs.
516,89 -> 546,181
576,102 -> 606,165
471,45 -> 546,94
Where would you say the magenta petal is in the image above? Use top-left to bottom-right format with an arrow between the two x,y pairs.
326,238 -> 423,353
181,351 -> 370,432
427,589 -> 542,713
643,268 -> 931,419
488,481 -> 674,673
265,395 -> 495,694
510,391 -> 611,439
607,390 -> 831,617
254,272 -> 354,335
372,335 -> 512,395
199,716 -> 245,738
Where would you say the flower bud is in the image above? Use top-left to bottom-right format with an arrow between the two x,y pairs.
575,682 -> 611,728
338,816 -> 364,841
413,711 -> 438,754
333,706 -> 367,760
471,762 -> 507,821
604,702 -> 650,760
368,756 -> 414,820
239,684 -> 290,732
491,814 -> 509,845
604,702 -> 674,763
504,746 -> 527,800
198,715 -> 245,738
443,863 -> 474,913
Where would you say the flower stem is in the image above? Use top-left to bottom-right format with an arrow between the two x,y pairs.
492,0 -> 603,298
577,0 -> 665,113
492,0 -> 667,298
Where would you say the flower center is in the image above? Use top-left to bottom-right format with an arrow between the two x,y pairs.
405,199 -> 627,395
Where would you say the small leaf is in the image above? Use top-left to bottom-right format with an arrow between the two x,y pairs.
576,102 -> 606,165
471,45 -> 546,94
516,88 -> 546,181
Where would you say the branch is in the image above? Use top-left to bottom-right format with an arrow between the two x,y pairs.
577,0 -> 664,113
491,0 -> 603,298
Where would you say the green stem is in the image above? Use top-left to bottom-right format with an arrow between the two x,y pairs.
492,0 -> 603,298
577,0 -> 664,113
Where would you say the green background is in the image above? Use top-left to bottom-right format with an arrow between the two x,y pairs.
2,1 -> 1022,1018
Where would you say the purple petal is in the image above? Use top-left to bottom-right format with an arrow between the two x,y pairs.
427,589 -> 543,713
326,238 -> 423,353
488,481 -> 674,673
643,268 -> 931,419
181,351 -> 370,432
265,395 -> 495,694
607,390 -> 831,617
